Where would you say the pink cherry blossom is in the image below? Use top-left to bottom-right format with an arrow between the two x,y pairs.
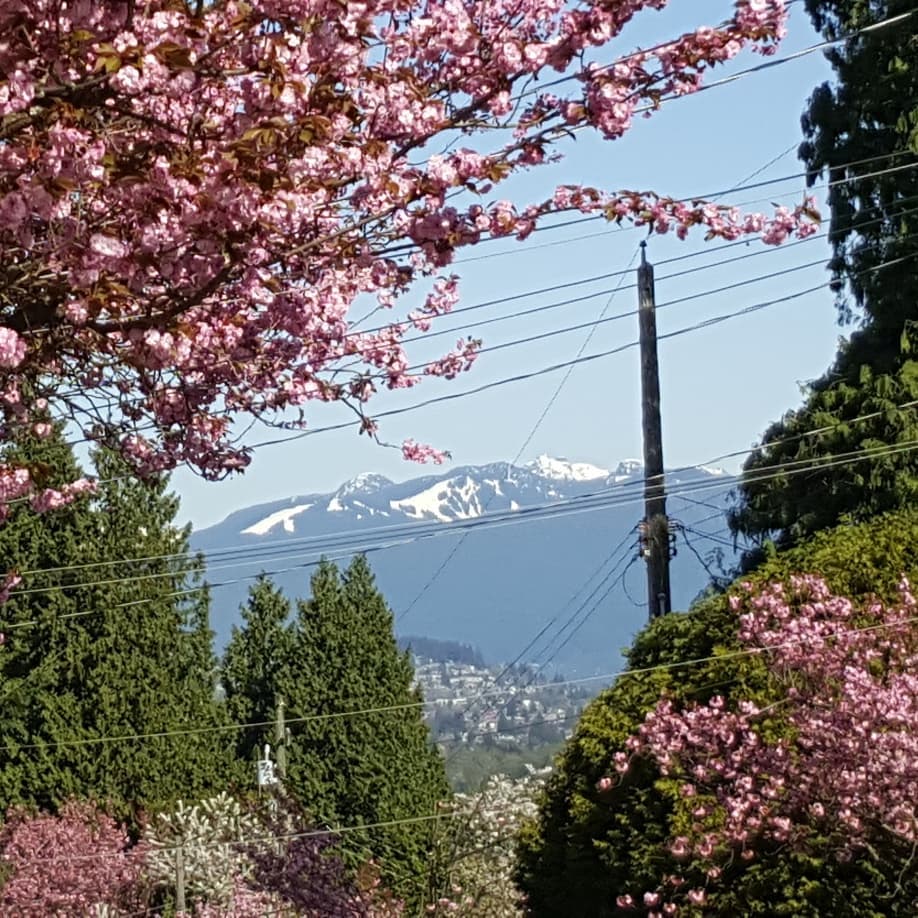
620,575 -> 918,913
0,0 -> 814,530
402,440 -> 450,464
0,329 -> 25,369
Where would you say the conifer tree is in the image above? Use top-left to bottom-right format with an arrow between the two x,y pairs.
221,577 -> 295,771
287,556 -> 450,903
0,425 -> 231,820
731,0 -> 918,553
221,558 -> 449,904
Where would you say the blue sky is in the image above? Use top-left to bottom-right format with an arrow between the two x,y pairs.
176,1 -> 841,530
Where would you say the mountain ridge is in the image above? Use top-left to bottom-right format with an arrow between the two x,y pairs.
193,454 -> 735,673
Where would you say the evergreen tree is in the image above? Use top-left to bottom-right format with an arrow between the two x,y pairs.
221,577 -> 295,771
731,0 -> 918,553
516,510 -> 918,917
222,558 -> 450,904
286,556 -> 449,904
0,426 -> 232,821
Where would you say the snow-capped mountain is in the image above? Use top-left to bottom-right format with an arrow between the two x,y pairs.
194,456 -> 734,673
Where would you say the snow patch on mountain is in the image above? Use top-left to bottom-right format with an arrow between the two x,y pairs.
389,480 -> 453,521
242,503 -> 315,536
225,454 -> 731,541
612,459 -> 643,480
390,475 -> 485,522
337,472 -> 393,497
525,454 -> 609,482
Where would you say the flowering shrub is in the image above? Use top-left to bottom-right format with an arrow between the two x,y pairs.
517,511 -> 918,917
144,792 -> 261,906
429,767 -> 549,916
0,801 -> 147,916
616,575 -> 918,915
0,794 -> 405,916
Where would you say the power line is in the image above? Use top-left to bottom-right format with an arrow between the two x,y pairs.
361,156 -> 918,340
18,274 -> 906,602
441,527 -> 639,740
11,400 -> 918,592
676,524 -> 732,589
681,524 -> 738,551
621,557 -> 647,609
441,146 -> 917,257
39,162 -> 918,447
4,596 -> 916,763
673,494 -> 729,514
510,5 -> 913,128
464,255 -> 843,364
252,251 -> 918,448
397,244 -> 642,623
75,439 -> 918,609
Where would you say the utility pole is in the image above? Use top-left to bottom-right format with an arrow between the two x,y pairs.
175,844 -> 186,915
274,693 -> 287,782
637,241 -> 672,620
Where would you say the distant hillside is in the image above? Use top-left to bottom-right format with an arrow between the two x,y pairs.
398,635 -> 486,666
192,455 -> 737,673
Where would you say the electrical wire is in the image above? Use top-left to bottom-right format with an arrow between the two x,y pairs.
11,270 -> 906,608
676,524 -> 732,589
10,410 -> 918,595
252,250 -> 918,448
397,243 -> 642,623
359,156 -> 918,340
441,145 -> 917,256
37,160 -> 918,448
440,527 -> 639,740
4,606 -> 917,773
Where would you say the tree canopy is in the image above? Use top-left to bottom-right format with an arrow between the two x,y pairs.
516,510 -> 918,917
222,557 -> 449,905
731,0 -> 918,552
0,425 -> 231,820
0,0 -> 817,510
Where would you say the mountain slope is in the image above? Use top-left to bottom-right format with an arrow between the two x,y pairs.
193,456 -> 736,673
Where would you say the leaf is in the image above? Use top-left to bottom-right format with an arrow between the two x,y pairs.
93,45 -> 122,74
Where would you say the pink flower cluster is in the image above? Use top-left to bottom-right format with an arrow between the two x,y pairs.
402,440 -> 450,464
608,575 -> 918,914
29,478 -> 97,513
0,0 -> 809,508
0,801 -> 147,916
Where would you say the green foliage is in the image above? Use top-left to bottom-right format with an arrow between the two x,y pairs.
515,510 -> 918,916
221,576 -> 295,770
0,426 -> 232,822
731,0 -> 918,552
445,743 -> 562,794
221,556 -> 450,906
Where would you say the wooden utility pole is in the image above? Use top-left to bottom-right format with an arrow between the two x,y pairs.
175,845 -> 186,915
275,693 -> 287,782
638,242 -> 671,620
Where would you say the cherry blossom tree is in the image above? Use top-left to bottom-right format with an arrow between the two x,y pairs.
0,801 -> 148,916
0,795 -> 404,916
608,575 -> 918,916
0,0 -> 817,516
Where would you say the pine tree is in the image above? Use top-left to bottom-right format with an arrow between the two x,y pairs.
731,0 -> 918,553
289,556 -> 449,903
221,577 -> 295,771
0,426 -> 232,821
222,558 -> 450,904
